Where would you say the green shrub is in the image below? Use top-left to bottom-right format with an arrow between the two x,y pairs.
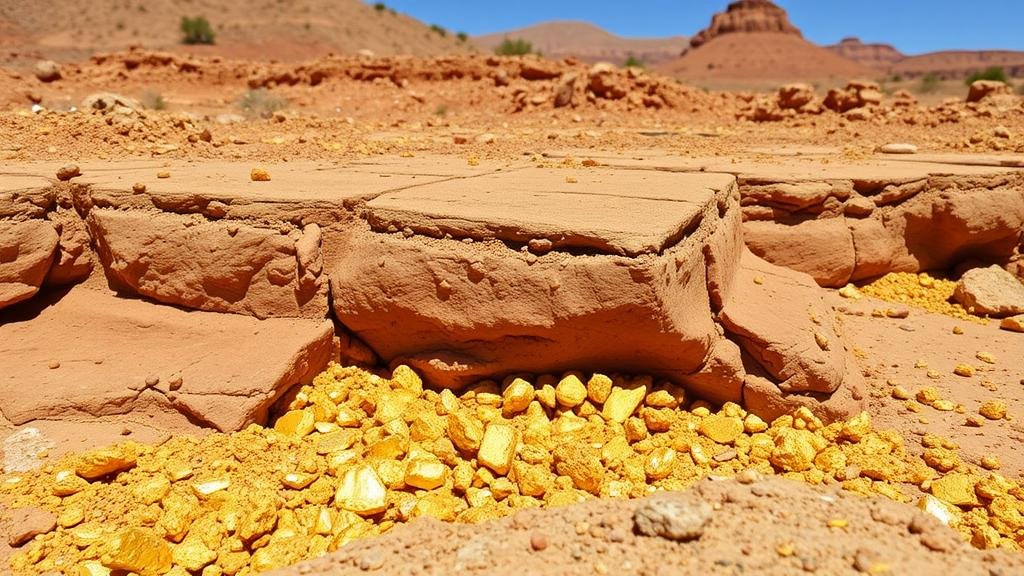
918,73 -> 940,93
623,55 -> 644,68
430,24 -> 447,37
180,16 -> 215,45
239,88 -> 287,118
495,38 -> 533,56
457,31 -> 468,42
373,2 -> 386,11
966,66 -> 1007,85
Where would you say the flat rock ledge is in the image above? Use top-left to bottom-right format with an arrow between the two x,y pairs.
0,158 -> 870,446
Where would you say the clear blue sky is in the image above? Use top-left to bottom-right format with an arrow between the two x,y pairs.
378,1 -> 1024,55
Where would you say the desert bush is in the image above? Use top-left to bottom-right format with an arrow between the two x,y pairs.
139,90 -> 167,110
180,16 -> 215,45
966,66 -> 1007,85
457,31 -> 468,42
624,55 -> 644,68
239,88 -> 287,118
373,2 -> 386,11
430,24 -> 447,37
918,73 -> 940,93
495,38 -> 533,56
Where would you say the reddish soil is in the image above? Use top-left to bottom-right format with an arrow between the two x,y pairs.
270,477 -> 1024,576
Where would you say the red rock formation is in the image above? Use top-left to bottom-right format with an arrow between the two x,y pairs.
689,0 -> 801,49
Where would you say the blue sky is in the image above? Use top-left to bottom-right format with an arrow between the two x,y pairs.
379,1 -> 1024,55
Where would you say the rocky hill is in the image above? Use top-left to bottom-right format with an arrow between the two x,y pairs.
0,0 -> 472,62
658,0 -> 873,83
688,0 -> 801,49
474,21 -> 687,66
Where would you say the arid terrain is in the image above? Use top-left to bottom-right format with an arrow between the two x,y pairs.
1,1 -> 1023,576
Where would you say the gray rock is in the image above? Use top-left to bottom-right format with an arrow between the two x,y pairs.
633,494 -> 713,541
953,265 -> 1024,317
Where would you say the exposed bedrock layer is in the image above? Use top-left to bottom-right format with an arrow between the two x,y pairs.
329,166 -> 856,419
544,150 -> 1024,287
743,173 -> 1024,287
0,158 -> 873,441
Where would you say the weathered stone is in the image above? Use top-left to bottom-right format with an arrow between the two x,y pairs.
953,265 -> 1024,317
0,220 -> 58,310
633,494 -> 713,541
2,506 -> 56,547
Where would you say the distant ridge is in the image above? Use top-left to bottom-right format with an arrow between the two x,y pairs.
474,21 -> 687,65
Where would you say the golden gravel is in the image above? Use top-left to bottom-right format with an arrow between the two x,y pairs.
3,363 -> 1023,575
857,272 -> 983,322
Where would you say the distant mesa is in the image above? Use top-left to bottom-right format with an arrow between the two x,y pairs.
827,37 -> 906,70
657,0 -> 874,83
688,0 -> 801,49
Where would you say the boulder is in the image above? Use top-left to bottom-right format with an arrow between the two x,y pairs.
0,220 -> 58,310
953,265 -> 1024,317
777,83 -> 814,109
33,60 -> 61,83
588,63 -> 627,100
967,80 -> 1012,103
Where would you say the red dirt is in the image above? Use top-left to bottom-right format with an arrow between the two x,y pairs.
270,476 -> 1024,576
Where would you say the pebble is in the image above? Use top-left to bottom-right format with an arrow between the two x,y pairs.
530,533 -> 548,551
157,171 -> 170,179
47,359 -> 60,369
357,551 -> 385,571
633,495 -> 712,541
878,143 -> 917,154
251,167 -> 271,181
55,164 -> 80,181
131,182 -> 147,194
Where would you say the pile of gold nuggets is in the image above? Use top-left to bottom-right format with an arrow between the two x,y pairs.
3,362 -> 1023,575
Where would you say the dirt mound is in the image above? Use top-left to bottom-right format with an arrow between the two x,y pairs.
688,0 -> 801,49
0,0 -> 471,63
270,477 -> 1024,576
828,37 -> 906,70
657,33 -> 876,83
474,21 -> 688,66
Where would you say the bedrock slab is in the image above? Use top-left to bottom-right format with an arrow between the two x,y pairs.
0,287 -> 336,433
545,150 -> 1024,286
331,166 -> 855,416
